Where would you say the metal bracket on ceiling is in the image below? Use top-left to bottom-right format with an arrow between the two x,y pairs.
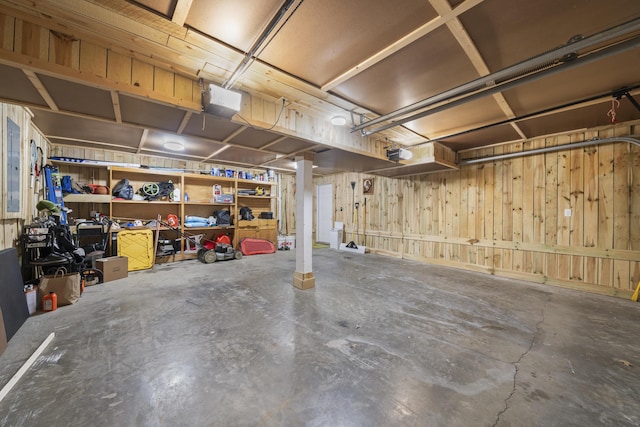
613,87 -> 640,113
350,111 -> 366,136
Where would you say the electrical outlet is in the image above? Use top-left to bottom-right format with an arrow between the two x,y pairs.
564,208 -> 572,217
355,202 -> 359,209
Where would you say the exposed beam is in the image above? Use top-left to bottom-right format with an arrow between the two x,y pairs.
258,135 -> 288,150
171,0 -> 193,27
136,128 -> 149,154
286,144 -> 323,158
177,111 -> 192,134
204,145 -> 230,161
429,0 -> 527,140
259,144 -> 323,166
23,69 -> 58,111
222,125 -> 249,143
137,147 -> 208,160
110,91 -> 122,123
321,0 -> 484,91
47,136 -> 135,151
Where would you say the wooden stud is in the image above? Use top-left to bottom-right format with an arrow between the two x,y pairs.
79,41 -> 107,78
570,133 -> 584,281
522,140 -> 534,273
511,142 -> 523,272
492,144 -> 504,269
532,139 -> 545,275
583,137 -> 598,284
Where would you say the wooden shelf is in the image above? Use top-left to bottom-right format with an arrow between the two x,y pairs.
237,179 -> 276,185
63,194 -> 111,203
183,225 -> 235,231
184,201 -> 234,206
111,200 -> 181,204
237,195 -> 276,199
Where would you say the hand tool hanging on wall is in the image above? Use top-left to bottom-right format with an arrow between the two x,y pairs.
363,197 -> 367,247
29,140 -> 37,189
35,146 -> 44,193
346,181 -> 359,250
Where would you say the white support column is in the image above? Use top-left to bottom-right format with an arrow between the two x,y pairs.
293,152 -> 315,289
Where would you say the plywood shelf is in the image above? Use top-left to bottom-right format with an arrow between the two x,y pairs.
237,178 -> 276,186
111,200 -> 181,204
184,201 -> 234,206
183,226 -> 235,231
63,194 -> 111,203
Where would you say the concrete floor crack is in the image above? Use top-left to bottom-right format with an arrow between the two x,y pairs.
491,296 -> 550,427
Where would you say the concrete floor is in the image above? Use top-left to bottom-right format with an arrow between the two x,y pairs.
1,248 -> 639,426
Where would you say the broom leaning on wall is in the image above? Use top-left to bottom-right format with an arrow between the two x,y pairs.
339,181 -> 365,254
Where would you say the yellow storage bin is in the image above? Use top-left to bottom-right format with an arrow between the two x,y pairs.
117,229 -> 154,271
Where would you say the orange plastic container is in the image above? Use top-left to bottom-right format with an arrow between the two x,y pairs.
42,291 -> 57,312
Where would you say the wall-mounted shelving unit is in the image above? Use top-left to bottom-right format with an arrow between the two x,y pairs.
54,163 -> 279,263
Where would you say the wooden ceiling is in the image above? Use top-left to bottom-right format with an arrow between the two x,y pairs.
0,0 -> 639,175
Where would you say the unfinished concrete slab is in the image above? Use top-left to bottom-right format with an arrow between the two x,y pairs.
1,249 -> 638,426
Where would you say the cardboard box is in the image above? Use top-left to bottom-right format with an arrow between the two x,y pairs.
96,256 -> 128,282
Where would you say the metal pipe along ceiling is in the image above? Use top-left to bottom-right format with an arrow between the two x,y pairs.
457,136 -> 640,166
223,0 -> 299,89
351,17 -> 640,135
409,84 -> 640,149
363,36 -> 640,136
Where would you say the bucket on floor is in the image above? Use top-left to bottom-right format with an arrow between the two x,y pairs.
277,236 -> 286,250
284,235 -> 295,249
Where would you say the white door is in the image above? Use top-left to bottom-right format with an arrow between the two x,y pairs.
316,184 -> 333,243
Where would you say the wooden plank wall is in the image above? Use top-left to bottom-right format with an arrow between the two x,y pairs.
0,10 -> 383,157
0,102 -> 50,250
0,12 -> 201,109
276,121 -> 640,297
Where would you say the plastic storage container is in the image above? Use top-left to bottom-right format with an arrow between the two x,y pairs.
329,222 -> 344,249
117,229 -> 154,271
42,291 -> 57,312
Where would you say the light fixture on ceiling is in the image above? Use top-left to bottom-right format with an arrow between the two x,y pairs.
164,141 -> 185,152
330,115 -> 347,126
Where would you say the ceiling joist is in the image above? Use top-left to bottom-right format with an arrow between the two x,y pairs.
321,0 -> 485,92
136,128 -> 148,154
111,91 -> 122,123
23,69 -> 58,111
171,0 -> 193,27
